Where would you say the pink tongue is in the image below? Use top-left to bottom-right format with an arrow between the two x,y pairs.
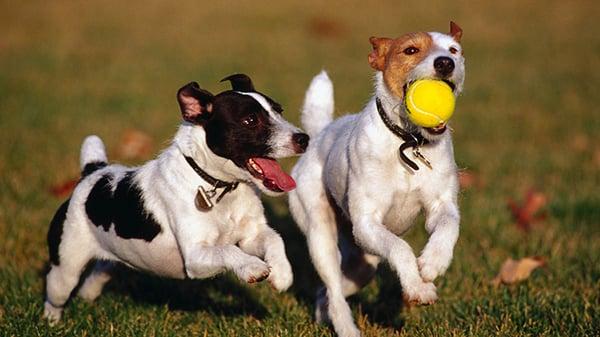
252,158 -> 296,192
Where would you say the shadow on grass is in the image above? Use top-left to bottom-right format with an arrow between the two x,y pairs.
39,262 -> 269,319
264,202 -> 406,332
103,267 -> 268,318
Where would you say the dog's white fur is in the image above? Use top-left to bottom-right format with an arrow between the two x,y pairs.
288,32 -> 464,337
44,96 -> 301,323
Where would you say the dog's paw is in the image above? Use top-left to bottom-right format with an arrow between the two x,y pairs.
235,257 -> 271,284
417,251 -> 451,282
43,301 -> 62,326
403,281 -> 437,305
267,259 -> 293,292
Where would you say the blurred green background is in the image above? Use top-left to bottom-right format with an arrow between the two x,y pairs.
0,1 -> 598,336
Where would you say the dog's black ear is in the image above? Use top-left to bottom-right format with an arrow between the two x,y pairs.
450,21 -> 463,42
177,82 -> 214,124
220,74 -> 256,92
368,36 -> 392,71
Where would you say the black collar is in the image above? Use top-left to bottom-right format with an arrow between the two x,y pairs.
375,97 -> 430,170
183,155 -> 239,203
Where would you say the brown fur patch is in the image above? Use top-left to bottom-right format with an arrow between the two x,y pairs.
368,32 -> 433,99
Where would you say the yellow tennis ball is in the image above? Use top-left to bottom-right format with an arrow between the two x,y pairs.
405,79 -> 456,128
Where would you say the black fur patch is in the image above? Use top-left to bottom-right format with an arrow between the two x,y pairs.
203,92 -> 273,168
85,171 -> 162,241
48,198 -> 70,266
81,161 -> 108,178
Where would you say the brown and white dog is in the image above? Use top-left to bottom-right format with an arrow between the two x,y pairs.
289,23 -> 464,337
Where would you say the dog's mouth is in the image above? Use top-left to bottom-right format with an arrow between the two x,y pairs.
441,79 -> 456,91
246,157 -> 296,192
402,78 -> 455,135
424,123 -> 447,134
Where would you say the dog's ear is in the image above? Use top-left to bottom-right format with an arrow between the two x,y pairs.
220,74 -> 256,92
177,82 -> 214,124
368,37 -> 392,71
450,21 -> 463,42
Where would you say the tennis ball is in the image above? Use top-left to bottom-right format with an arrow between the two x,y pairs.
405,79 -> 456,128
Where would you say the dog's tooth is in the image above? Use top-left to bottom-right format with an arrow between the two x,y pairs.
249,160 -> 263,174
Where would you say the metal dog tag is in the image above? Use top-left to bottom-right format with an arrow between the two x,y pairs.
413,147 -> 432,169
195,186 -> 215,211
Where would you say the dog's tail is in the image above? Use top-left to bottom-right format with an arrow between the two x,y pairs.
80,135 -> 108,178
301,70 -> 334,138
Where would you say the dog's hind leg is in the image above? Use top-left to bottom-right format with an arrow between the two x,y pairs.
44,217 -> 96,324
290,162 -> 361,337
309,227 -> 361,337
78,260 -> 113,302
304,203 -> 361,337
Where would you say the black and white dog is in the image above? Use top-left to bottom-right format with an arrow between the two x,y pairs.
44,74 -> 309,323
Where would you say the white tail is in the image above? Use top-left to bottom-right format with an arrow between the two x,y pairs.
301,70 -> 334,137
80,135 -> 107,170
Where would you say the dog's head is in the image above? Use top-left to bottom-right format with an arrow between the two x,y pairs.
177,74 -> 309,196
368,21 -> 465,139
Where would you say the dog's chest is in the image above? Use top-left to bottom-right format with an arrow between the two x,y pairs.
377,154 -> 453,235
376,168 -> 423,234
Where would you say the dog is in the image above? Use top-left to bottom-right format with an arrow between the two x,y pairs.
288,22 -> 465,337
44,74 -> 310,323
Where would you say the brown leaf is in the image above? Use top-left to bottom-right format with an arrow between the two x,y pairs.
570,134 -> 589,152
593,148 -> 600,168
507,189 -> 548,231
492,256 -> 546,286
117,129 -> 153,160
49,178 -> 78,198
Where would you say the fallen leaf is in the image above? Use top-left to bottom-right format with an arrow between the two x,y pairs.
118,129 -> 153,160
593,148 -> 600,168
570,134 -> 589,152
507,189 -> 548,231
49,178 -> 78,198
492,256 -> 546,286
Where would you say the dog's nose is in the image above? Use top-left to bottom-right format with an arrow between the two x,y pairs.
434,56 -> 455,77
292,133 -> 310,153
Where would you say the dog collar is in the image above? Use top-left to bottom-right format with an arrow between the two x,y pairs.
375,97 -> 431,170
183,155 -> 239,211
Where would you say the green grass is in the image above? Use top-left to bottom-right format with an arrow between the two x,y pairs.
1,0 -> 599,336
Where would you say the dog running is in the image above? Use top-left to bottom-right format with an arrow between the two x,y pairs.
288,22 -> 465,337
44,74 -> 309,323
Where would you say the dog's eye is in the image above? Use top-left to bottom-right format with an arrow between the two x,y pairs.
241,113 -> 257,127
403,47 -> 419,55
449,47 -> 459,54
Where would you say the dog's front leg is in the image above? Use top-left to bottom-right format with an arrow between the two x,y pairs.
238,224 -> 293,292
182,244 -> 271,284
349,199 -> 437,304
418,197 -> 460,282
174,219 -> 271,283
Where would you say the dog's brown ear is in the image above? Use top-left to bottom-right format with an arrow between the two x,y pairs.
450,21 -> 463,42
177,82 -> 214,124
368,37 -> 392,71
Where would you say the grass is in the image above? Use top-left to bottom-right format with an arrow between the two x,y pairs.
0,0 -> 599,336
